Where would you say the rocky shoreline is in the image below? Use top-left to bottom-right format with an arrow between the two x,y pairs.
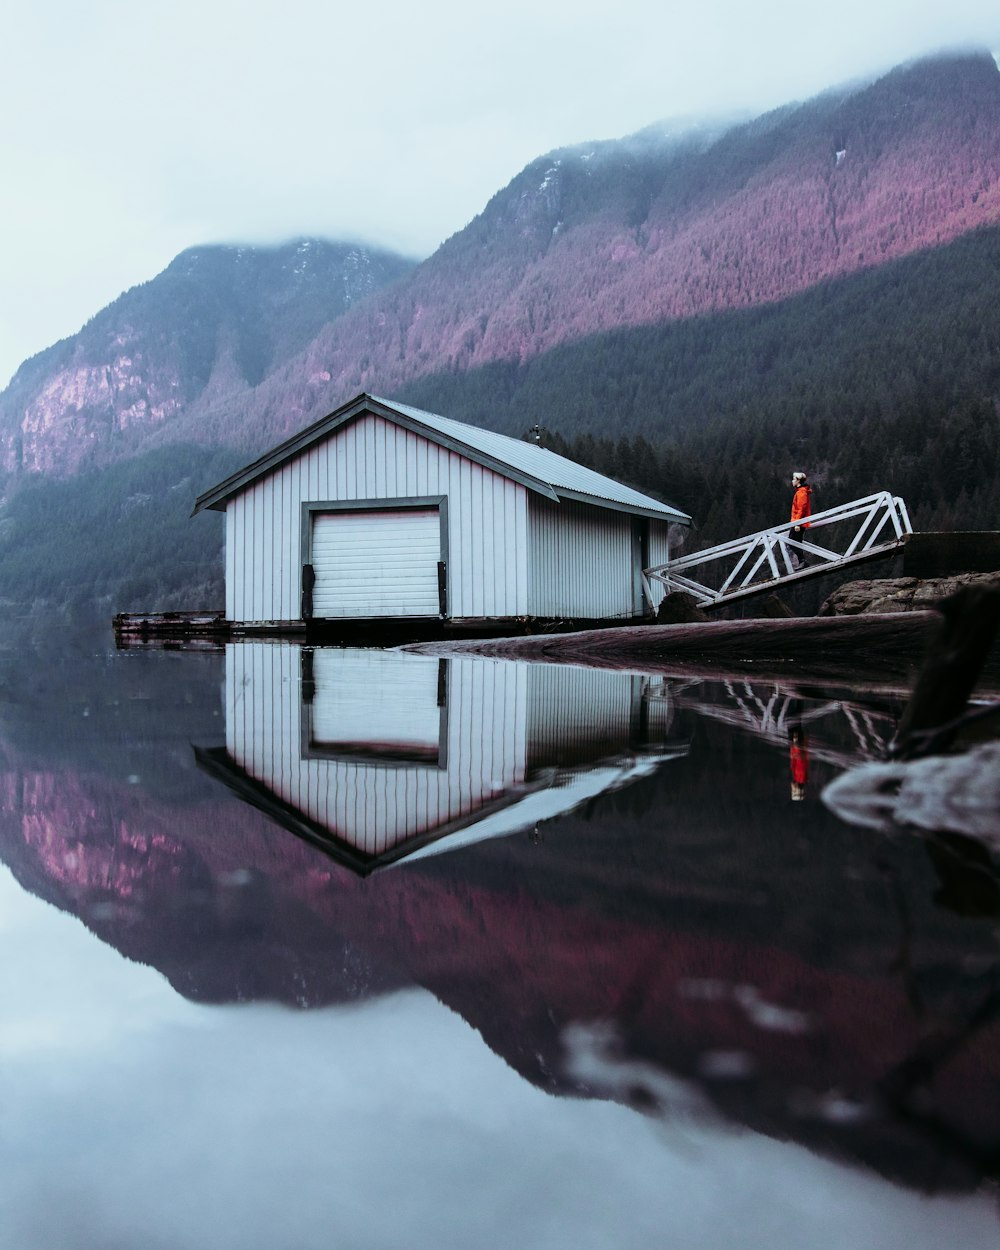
819,571 -> 1000,616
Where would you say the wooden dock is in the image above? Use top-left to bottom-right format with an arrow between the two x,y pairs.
114,611 -> 232,647
112,610 -> 656,649
114,612 -> 320,647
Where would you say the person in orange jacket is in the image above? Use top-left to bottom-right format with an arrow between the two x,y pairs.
789,471 -> 812,569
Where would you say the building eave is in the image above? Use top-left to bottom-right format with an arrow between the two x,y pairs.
552,486 -> 691,525
191,393 -> 564,515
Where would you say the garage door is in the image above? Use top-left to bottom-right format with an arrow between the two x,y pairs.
310,507 -> 442,618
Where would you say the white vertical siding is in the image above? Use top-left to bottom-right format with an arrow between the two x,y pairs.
646,521 -> 673,612
226,413 -> 529,622
525,665 -> 641,767
220,643 -> 678,864
225,643 -> 529,857
527,497 -> 638,618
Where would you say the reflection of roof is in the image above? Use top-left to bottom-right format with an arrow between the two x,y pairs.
192,392 -> 691,524
400,754 -> 680,866
194,744 -> 687,877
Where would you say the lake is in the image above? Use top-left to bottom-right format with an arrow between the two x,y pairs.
1,632 -> 998,1249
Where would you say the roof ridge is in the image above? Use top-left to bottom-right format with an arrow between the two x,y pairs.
193,392 -> 691,524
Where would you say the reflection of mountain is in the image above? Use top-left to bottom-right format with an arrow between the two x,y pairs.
1,657 -> 998,1193
0,761 -> 413,1006
197,644 -> 685,871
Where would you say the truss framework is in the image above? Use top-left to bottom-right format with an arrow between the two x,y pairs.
643,491 -> 913,608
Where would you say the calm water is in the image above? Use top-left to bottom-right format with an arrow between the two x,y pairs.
1,632 -> 999,1249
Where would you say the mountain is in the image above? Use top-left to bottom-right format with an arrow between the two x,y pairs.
1,50 -> 1000,612
400,222 -> 1000,547
188,50 -> 1000,451
7,52 -> 1000,473
0,239 -> 415,477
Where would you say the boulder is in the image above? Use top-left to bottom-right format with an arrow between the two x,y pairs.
759,592 -> 794,618
820,572 -> 1000,616
655,591 -> 709,623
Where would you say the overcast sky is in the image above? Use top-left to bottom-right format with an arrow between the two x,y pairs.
3,1 -> 999,387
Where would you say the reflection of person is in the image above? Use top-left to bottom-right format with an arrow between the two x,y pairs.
789,725 -> 809,801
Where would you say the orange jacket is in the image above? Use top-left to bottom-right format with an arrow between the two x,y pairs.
791,484 -> 812,527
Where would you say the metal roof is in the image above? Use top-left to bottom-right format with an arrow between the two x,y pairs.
192,392 -> 691,524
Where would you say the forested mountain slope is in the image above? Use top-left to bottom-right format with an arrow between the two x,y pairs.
400,222 -> 1000,545
5,219 -> 998,614
0,240 -> 414,477
198,50 -> 1000,453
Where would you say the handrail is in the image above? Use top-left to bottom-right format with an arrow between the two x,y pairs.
643,491 -> 912,608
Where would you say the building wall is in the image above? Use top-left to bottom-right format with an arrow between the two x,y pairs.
646,521 -> 673,612
526,497 -> 641,619
225,413 -> 530,621
526,664 -> 644,766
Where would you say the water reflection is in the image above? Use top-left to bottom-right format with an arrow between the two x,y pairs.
675,678 -> 897,772
196,644 -> 687,871
1,641 -> 1000,1234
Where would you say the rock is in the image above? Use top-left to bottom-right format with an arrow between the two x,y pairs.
759,592 -> 794,618
819,577 -> 918,615
655,591 -> 708,624
822,742 -> 1000,846
820,572 -> 1000,616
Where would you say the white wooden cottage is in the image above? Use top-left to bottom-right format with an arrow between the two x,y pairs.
192,392 -> 691,627
195,643 -> 685,872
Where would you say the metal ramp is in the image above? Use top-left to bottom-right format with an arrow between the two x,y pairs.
643,490 -> 912,610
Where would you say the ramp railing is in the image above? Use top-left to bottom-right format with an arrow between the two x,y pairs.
643,490 -> 912,609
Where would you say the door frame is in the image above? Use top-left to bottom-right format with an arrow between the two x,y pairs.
300,495 -> 450,620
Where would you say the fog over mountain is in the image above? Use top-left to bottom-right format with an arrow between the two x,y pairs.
0,240 -> 415,476
6,2 -> 1000,391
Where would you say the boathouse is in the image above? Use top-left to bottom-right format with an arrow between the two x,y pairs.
192,393 -> 691,628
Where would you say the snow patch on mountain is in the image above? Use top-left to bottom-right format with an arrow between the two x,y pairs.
538,162 -> 561,192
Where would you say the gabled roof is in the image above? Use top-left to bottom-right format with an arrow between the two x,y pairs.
192,392 -> 691,524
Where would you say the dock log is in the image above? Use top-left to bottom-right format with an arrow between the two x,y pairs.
404,612 -> 945,689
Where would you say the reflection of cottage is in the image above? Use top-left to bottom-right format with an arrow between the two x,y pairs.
192,393 -> 690,628
196,643 -> 685,873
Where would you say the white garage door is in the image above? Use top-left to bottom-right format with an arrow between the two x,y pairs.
311,507 -> 442,618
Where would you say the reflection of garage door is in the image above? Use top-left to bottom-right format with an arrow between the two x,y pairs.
311,507 -> 442,618
310,649 -> 444,763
